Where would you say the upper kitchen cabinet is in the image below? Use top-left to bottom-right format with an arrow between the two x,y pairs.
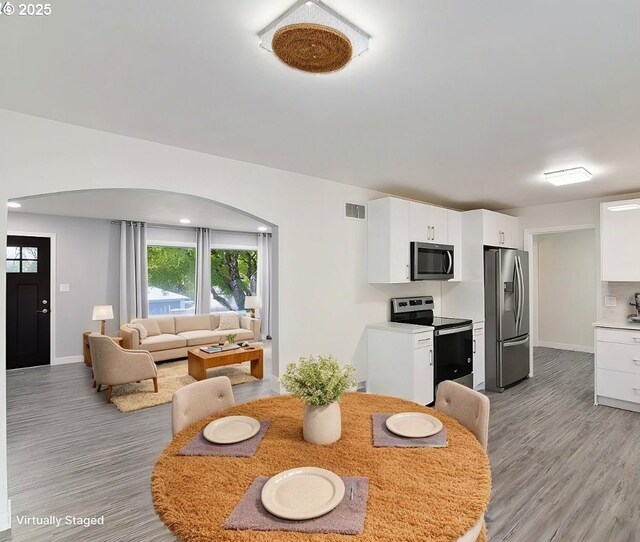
601,199 -> 640,281
368,197 -> 461,283
368,197 -> 411,283
478,209 -> 519,248
409,202 -> 448,243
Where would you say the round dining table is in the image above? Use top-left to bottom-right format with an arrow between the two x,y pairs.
152,392 -> 490,542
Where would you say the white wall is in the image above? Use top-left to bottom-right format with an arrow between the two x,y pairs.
601,282 -> 640,322
535,230 -> 597,352
8,212 -> 120,362
0,110 -> 443,529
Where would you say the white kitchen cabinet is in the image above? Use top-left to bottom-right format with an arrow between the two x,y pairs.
447,210 -> 462,281
594,325 -> 640,413
367,323 -> 434,405
600,199 -> 640,281
481,210 -> 518,248
409,201 -> 448,244
473,322 -> 485,390
368,197 -> 410,283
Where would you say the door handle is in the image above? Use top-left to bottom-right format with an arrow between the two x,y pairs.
473,339 -> 476,354
406,264 -> 409,280
504,336 -> 529,347
429,349 -> 433,366
37,309 -> 49,314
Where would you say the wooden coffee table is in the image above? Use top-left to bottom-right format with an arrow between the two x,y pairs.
187,345 -> 264,381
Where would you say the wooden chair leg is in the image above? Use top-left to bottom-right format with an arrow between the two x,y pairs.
106,385 -> 112,403
153,377 -> 158,393
92,379 -> 96,388
96,384 -> 101,392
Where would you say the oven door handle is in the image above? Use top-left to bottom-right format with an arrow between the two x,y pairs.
435,325 -> 473,336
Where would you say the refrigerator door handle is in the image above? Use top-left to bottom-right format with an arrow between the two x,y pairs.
517,256 -> 525,334
504,335 -> 529,347
514,255 -> 522,334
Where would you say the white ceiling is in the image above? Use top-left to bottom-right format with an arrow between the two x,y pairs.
1,0 -> 639,210
9,189 -> 272,232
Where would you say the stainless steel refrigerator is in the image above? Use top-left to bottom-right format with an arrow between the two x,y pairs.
484,248 -> 530,392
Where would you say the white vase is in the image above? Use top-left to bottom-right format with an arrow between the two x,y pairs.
303,402 -> 341,445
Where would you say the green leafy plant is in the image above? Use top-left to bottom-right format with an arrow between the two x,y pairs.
225,333 -> 238,344
280,355 -> 357,406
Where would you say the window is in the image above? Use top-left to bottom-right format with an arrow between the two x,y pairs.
6,246 -> 38,273
210,249 -> 257,312
147,245 -> 196,315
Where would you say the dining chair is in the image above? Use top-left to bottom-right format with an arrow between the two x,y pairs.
171,376 -> 235,436
88,333 -> 158,403
436,380 -> 490,542
435,380 -> 490,450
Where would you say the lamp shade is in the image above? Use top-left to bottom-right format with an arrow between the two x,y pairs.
244,296 -> 261,310
92,305 -> 114,321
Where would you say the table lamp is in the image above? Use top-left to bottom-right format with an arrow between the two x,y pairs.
244,296 -> 261,318
92,305 -> 114,335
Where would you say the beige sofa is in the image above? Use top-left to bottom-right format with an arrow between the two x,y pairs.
120,313 -> 261,362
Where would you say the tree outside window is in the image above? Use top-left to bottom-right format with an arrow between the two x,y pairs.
211,249 -> 257,311
147,245 -> 196,315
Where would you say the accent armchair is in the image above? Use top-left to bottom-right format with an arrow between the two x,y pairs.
88,333 -> 158,403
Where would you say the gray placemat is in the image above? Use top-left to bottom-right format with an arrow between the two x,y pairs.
224,476 -> 368,534
178,421 -> 270,457
372,413 -> 447,448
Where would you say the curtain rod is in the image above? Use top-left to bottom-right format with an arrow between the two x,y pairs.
110,220 -> 272,236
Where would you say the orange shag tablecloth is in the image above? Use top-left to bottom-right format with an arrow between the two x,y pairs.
152,393 -> 490,542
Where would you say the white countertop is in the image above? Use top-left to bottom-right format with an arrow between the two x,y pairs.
367,322 -> 434,334
593,320 -> 640,331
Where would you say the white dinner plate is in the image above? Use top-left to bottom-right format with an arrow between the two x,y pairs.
385,412 -> 443,438
202,416 -> 260,444
261,467 -> 345,520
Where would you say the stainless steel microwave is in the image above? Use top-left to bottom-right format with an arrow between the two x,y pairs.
410,242 -> 454,280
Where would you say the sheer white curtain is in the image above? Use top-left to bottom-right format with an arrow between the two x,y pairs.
119,221 -> 149,323
195,227 -> 212,315
257,232 -> 272,339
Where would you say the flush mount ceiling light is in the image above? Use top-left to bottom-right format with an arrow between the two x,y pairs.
608,203 -> 640,212
179,218 -> 191,224
258,0 -> 370,74
6,202 -> 21,208
543,167 -> 593,186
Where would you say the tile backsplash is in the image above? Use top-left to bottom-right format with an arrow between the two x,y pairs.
601,282 -> 640,321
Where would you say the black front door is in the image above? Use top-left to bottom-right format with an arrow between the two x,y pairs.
6,235 -> 51,369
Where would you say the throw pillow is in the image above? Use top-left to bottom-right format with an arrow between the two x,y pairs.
217,312 -> 240,331
132,318 -> 161,337
125,322 -> 148,340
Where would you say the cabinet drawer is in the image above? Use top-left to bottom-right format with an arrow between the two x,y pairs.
414,333 -> 433,349
597,368 -> 640,404
596,327 -> 640,345
596,342 -> 640,374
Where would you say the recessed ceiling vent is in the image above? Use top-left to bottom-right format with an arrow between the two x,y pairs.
346,203 -> 365,219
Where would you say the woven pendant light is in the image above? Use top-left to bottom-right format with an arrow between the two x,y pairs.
259,0 -> 369,74
272,23 -> 352,73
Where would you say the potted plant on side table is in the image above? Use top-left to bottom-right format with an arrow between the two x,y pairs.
280,355 -> 356,445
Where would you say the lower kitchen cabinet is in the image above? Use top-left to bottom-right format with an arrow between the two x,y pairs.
366,323 -> 434,405
473,322 -> 485,390
594,325 -> 640,413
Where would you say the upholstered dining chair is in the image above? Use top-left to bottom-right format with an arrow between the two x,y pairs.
88,333 -> 158,403
435,380 -> 490,450
171,376 -> 235,436
436,381 -> 490,542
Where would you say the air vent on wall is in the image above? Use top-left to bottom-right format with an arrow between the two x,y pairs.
345,203 -> 365,219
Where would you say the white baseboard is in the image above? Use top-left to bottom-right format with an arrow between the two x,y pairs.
52,355 -> 84,366
0,499 -> 11,533
538,341 -> 594,354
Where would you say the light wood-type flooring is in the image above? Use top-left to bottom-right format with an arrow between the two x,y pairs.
6,347 -> 640,541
